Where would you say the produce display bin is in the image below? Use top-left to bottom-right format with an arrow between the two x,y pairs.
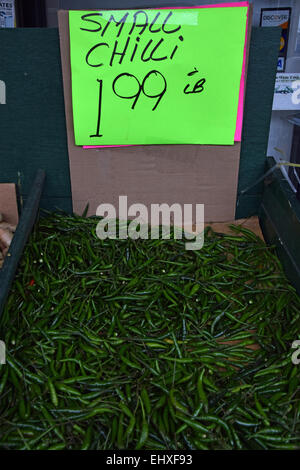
2,160 -> 300,319
0,170 -> 46,318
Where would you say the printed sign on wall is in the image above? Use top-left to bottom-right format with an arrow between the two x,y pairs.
69,7 -> 248,147
260,7 -> 291,72
0,1 -> 15,28
273,73 -> 300,110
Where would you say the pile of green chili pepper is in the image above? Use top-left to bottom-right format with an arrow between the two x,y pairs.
0,213 -> 299,450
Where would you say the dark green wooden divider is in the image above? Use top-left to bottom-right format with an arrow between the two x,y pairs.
236,28 -> 281,219
0,27 -> 280,217
0,28 -> 72,213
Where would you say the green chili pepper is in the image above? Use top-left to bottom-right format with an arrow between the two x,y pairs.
1,214 -> 299,450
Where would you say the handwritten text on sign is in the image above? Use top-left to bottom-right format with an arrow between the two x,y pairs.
69,8 -> 248,146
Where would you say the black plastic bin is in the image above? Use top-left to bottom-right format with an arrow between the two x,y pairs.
260,156 -> 300,295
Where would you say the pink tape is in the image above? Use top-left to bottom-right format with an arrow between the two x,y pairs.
83,2 -> 249,149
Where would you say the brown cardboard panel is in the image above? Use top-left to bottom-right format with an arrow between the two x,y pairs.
58,8 -> 251,223
0,183 -> 18,226
205,216 -> 264,241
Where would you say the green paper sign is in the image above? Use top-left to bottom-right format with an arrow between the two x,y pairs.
69,7 -> 247,146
